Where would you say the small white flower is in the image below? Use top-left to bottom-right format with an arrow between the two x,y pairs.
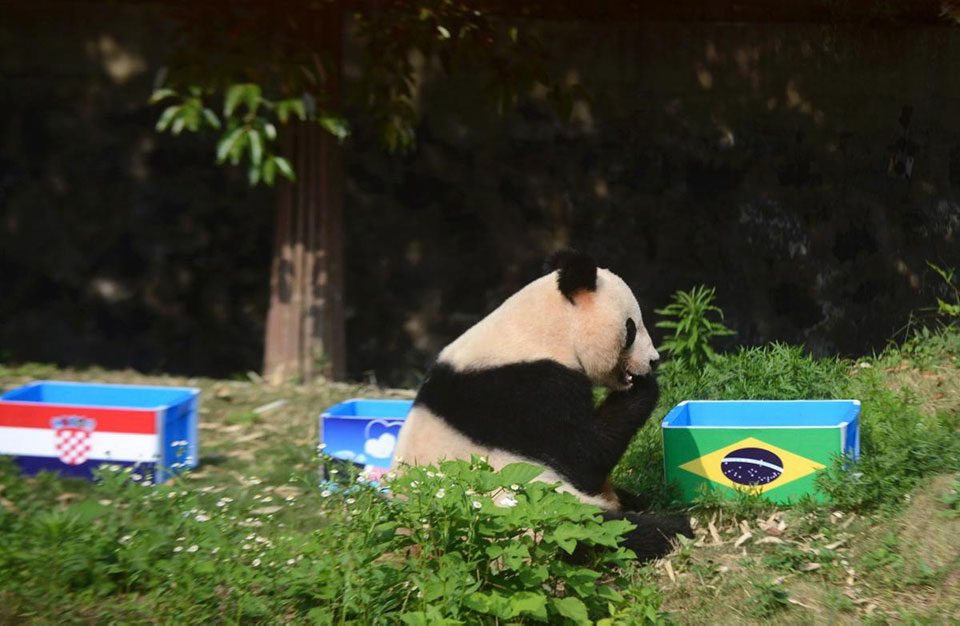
177,536 -> 186,542
510,484 -> 520,491
472,500 -> 482,509
464,488 -> 476,496
186,545 -> 199,553
329,469 -> 339,475
287,558 -> 296,565
496,495 -> 518,508
426,471 -> 435,478
252,558 -> 261,567
242,543 -> 252,550
386,472 -> 397,481
410,481 -> 420,489
321,490 -> 332,498
173,546 -> 183,553
211,547 -> 220,555
119,534 -> 133,544
345,497 -> 356,505
167,492 -> 177,499
131,473 -> 142,482
195,513 -> 210,523
435,488 -> 446,499
394,455 -> 404,464
317,443 -> 327,451
435,472 -> 444,478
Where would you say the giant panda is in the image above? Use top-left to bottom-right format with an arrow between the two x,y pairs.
392,250 -> 692,560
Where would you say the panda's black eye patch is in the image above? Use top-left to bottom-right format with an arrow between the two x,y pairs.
625,318 -> 636,349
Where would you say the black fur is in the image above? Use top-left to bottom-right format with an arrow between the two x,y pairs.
625,318 -> 637,349
415,360 -> 659,496
545,249 -> 597,303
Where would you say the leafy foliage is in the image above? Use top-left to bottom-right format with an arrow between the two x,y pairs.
927,261 -> 960,319
152,84 -> 307,186
151,1 -> 578,185
655,285 -> 735,371
0,457 -> 665,624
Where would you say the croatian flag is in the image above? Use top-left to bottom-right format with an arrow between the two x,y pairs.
0,381 -> 199,482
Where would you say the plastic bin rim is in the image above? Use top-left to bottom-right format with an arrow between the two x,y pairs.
0,380 -> 201,412
661,398 -> 861,429
321,397 -> 414,419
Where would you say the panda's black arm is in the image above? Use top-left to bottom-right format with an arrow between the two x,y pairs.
594,374 -> 660,440
580,373 -> 661,475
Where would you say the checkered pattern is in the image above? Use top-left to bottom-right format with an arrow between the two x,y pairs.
54,428 -> 92,465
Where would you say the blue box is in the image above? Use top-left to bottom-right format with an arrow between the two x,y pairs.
319,399 -> 412,469
0,380 -> 200,483
662,399 -> 861,503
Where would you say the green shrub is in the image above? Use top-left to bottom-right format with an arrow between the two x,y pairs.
0,457 -> 666,624
353,458 -> 661,624
655,285 -> 735,371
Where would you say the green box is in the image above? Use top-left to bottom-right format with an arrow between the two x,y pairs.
661,400 -> 861,504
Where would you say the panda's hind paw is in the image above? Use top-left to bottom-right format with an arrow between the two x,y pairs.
612,511 -> 693,562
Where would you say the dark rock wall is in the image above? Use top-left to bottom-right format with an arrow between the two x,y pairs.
344,22 -> 960,385
1,6 -> 958,384
0,3 -> 274,376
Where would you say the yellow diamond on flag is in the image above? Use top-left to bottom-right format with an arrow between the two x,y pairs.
678,437 -> 826,494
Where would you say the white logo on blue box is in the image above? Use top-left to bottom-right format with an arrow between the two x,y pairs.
320,399 -> 412,469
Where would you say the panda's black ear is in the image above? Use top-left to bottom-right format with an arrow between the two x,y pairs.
545,249 -> 597,304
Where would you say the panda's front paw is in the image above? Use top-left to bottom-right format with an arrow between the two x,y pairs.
627,372 -> 658,395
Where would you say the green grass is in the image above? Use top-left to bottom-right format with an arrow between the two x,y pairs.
1,326 -> 959,623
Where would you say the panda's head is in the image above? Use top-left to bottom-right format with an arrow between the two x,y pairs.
548,250 -> 659,390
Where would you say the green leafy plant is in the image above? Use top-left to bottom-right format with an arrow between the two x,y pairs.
376,458 -> 659,624
927,261 -> 960,319
655,285 -> 735,371
149,2 -> 582,186
0,455 -> 665,624
151,85 -> 331,186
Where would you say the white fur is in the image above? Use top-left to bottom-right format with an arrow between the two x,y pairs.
393,405 -> 617,510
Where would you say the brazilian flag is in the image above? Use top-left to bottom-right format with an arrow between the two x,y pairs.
662,401 -> 860,504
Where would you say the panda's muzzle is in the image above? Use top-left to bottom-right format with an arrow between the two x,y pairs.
618,357 -> 658,386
